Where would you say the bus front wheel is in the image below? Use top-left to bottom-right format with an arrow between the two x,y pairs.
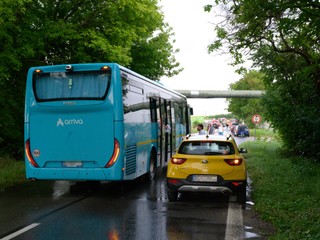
148,149 -> 157,181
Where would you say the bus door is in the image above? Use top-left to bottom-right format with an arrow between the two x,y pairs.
158,99 -> 172,166
186,106 -> 193,134
166,101 -> 173,160
149,98 -> 158,166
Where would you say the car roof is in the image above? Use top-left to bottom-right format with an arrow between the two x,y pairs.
183,134 -> 234,142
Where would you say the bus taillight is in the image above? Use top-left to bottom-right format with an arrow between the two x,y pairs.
105,139 -> 120,168
25,139 -> 39,168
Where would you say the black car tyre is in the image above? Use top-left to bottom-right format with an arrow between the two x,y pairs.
236,186 -> 247,204
167,189 -> 178,202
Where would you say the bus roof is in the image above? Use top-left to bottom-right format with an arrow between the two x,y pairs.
119,65 -> 187,100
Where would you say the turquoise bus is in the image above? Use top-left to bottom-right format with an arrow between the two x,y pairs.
24,63 -> 192,181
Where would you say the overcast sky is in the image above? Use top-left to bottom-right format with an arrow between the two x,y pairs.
159,0 -> 242,116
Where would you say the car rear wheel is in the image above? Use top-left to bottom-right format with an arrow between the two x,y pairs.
236,186 -> 247,204
167,189 -> 178,201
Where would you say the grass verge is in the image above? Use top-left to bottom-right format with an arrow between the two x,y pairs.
249,128 -> 279,140
0,155 -> 26,191
241,140 -> 320,240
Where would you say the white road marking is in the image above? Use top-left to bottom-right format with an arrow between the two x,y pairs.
0,223 -> 40,240
225,202 -> 244,240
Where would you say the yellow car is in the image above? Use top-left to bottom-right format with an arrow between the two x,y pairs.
166,134 -> 247,203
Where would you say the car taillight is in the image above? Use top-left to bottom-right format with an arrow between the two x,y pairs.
168,179 -> 180,184
232,181 -> 245,187
25,139 -> 39,168
105,139 -> 120,168
224,158 -> 243,166
171,158 -> 187,164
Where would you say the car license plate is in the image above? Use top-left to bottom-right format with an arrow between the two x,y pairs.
62,161 -> 82,168
192,175 -> 217,182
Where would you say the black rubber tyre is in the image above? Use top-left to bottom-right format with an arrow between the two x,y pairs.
167,188 -> 178,202
147,150 -> 157,181
236,186 -> 247,204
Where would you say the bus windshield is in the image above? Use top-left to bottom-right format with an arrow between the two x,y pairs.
33,70 -> 111,102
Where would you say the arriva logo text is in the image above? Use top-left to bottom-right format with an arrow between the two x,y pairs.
57,118 -> 84,127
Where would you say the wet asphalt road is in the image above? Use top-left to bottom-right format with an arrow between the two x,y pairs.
0,137 -> 274,240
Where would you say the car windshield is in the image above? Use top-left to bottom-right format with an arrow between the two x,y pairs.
178,141 -> 235,155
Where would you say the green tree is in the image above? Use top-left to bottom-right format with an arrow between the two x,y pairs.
205,1 -> 320,158
0,0 -> 32,158
129,24 -> 183,80
0,0 -> 182,159
228,70 -> 265,128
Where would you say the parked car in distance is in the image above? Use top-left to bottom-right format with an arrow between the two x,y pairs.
166,134 -> 248,203
235,125 -> 250,137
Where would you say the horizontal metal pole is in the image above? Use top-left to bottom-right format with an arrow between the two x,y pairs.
174,90 -> 264,98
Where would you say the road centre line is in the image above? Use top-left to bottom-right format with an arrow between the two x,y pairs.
0,223 -> 40,240
225,201 -> 244,240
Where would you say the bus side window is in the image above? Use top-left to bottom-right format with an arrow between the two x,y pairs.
121,75 -> 129,98
121,75 -> 129,112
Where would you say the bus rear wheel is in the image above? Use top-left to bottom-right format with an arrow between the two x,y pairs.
148,149 -> 157,181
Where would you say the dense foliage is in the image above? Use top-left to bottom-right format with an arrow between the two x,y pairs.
206,0 -> 320,158
0,0 -> 181,158
227,70 -> 265,128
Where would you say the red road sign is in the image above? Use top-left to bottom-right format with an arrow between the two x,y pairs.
252,114 -> 262,124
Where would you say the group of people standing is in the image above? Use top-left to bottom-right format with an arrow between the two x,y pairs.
196,122 -> 226,135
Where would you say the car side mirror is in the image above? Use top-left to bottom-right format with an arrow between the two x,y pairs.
239,148 -> 248,153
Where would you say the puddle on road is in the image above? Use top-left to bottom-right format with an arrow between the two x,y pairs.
52,181 -> 72,200
244,225 -> 260,239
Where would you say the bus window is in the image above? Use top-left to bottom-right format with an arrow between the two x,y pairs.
33,70 -> 111,102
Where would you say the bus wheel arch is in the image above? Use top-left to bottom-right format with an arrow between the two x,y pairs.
147,147 -> 157,181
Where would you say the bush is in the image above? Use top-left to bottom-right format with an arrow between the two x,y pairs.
0,155 -> 26,190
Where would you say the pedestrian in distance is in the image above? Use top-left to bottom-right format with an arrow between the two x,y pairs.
197,124 -> 206,135
207,123 -> 215,134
